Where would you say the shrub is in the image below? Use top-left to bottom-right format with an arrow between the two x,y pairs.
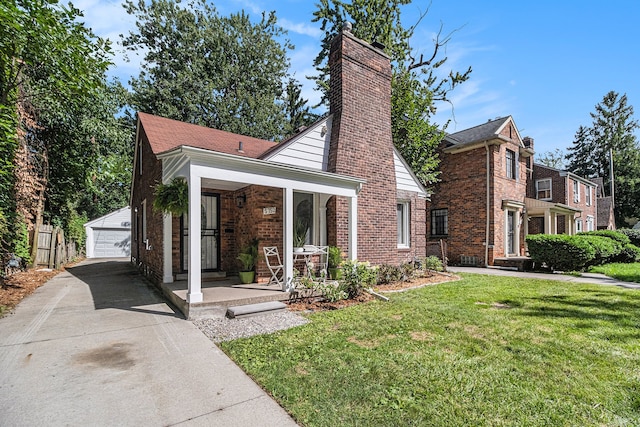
615,243 -> 640,263
423,255 -> 444,272
319,283 -> 348,302
618,229 -> 640,247
340,260 -> 377,298
578,230 -> 630,246
377,264 -> 403,285
526,234 -> 595,271
577,235 -> 622,266
327,246 -> 342,269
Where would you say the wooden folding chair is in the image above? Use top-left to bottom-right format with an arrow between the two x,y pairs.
263,246 -> 284,286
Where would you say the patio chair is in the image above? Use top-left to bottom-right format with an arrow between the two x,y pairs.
263,246 -> 284,286
315,246 -> 329,282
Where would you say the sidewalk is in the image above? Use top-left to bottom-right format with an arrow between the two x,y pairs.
0,258 -> 298,426
448,266 -> 640,290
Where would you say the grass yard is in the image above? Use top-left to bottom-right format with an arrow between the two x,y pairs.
221,273 -> 640,426
590,262 -> 640,283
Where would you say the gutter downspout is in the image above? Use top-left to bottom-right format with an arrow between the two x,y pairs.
485,142 -> 490,267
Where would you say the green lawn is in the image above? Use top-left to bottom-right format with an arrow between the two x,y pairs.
590,262 -> 640,283
221,274 -> 640,426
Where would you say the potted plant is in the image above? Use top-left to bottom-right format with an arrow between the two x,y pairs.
294,219 -> 308,252
237,238 -> 259,284
153,177 -> 188,216
328,245 -> 343,280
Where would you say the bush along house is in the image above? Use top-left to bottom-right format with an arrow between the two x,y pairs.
427,117 -> 598,270
129,24 -> 427,316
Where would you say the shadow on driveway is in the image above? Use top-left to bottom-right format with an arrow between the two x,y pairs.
66,258 -> 181,318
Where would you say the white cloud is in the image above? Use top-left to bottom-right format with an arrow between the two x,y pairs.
279,18 -> 322,38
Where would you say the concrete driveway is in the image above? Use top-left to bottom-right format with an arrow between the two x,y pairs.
0,258 -> 297,426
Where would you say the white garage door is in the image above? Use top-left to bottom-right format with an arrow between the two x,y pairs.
92,228 -> 131,258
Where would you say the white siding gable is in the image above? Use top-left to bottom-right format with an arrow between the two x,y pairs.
394,149 -> 426,196
84,206 -> 131,229
264,116 -> 332,171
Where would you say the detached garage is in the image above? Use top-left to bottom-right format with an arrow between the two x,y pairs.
84,207 -> 131,258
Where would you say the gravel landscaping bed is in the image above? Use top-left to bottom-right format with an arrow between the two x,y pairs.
193,310 -> 309,343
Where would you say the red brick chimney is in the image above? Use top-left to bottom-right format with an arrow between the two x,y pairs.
327,24 -> 398,264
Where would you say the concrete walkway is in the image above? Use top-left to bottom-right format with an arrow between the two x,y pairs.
0,258 -> 298,427
448,266 -> 640,290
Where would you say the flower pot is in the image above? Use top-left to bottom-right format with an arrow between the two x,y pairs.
294,247 -> 304,253
238,271 -> 255,284
328,267 -> 342,280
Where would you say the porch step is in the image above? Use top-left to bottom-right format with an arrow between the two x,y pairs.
226,301 -> 287,319
175,271 -> 227,282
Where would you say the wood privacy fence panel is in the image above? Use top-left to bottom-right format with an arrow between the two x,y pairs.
34,225 -> 77,269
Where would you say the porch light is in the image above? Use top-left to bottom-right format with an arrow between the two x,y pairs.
236,193 -> 246,208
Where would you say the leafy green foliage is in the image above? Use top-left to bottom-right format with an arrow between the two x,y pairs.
340,260 -> 377,298
535,148 -> 566,169
236,238 -> 259,272
13,220 -> 30,264
327,245 -> 342,269
566,91 -> 640,226
578,229 -> 630,246
423,255 -> 444,272
526,234 -> 595,271
312,0 -> 471,187
376,264 -> 404,284
66,210 -> 88,250
153,178 -> 188,216
123,0 -> 294,141
577,235 -> 621,266
615,244 -> 640,263
618,229 -> 640,247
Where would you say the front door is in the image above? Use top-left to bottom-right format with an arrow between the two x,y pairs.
181,193 -> 220,272
507,210 -> 516,255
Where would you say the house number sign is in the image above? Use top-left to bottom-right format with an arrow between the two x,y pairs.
263,207 -> 276,215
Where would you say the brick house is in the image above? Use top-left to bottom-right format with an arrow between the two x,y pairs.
426,116 -> 533,267
527,163 -> 598,235
130,26 -> 427,306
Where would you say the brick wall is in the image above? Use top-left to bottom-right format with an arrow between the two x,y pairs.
130,127 -> 164,285
327,29 -> 423,265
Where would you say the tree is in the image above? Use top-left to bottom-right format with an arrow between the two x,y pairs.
566,91 -> 640,226
122,0 -> 294,141
536,148 -> 566,169
283,78 -> 319,136
312,0 -> 471,187
0,0 -> 113,253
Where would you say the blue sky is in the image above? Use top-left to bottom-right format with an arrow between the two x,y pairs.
76,0 -> 640,158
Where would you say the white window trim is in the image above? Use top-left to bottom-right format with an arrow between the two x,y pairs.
575,218 -> 583,233
585,186 -> 592,206
573,181 -> 580,203
536,178 -> 552,201
504,208 -> 520,256
397,201 -> 410,249
586,215 -> 594,232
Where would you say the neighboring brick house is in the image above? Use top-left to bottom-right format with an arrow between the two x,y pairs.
426,116 -> 533,267
130,26 -> 427,307
527,164 -> 598,235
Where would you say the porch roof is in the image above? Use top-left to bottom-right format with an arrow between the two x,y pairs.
157,145 -> 366,196
525,197 -> 581,216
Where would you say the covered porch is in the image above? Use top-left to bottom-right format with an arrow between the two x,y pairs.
524,197 -> 581,236
157,145 -> 365,316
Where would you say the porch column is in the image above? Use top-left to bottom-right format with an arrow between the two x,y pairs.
544,209 -> 552,234
187,173 -> 202,303
551,213 -> 557,234
283,187 -> 294,291
162,213 -> 173,283
348,196 -> 357,260
566,215 -> 572,235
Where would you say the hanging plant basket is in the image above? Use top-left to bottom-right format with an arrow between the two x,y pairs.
153,177 -> 188,216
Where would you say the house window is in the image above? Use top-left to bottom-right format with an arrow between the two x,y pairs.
586,186 -> 592,206
575,218 -> 583,233
536,179 -> 551,200
573,180 -> 580,203
586,215 -> 594,232
397,202 -> 410,248
294,192 -> 314,246
506,149 -> 516,179
431,208 -> 448,236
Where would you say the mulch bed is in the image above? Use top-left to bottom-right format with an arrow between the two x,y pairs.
286,271 -> 460,312
0,268 -> 61,314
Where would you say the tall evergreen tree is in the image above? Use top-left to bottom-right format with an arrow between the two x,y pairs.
122,0 -> 294,141
566,91 -> 640,226
283,78 -> 319,136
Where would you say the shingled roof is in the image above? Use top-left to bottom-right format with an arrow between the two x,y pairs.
137,112 -> 277,158
445,116 -> 512,146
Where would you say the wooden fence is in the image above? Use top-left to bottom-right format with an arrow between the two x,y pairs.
33,225 -> 77,269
